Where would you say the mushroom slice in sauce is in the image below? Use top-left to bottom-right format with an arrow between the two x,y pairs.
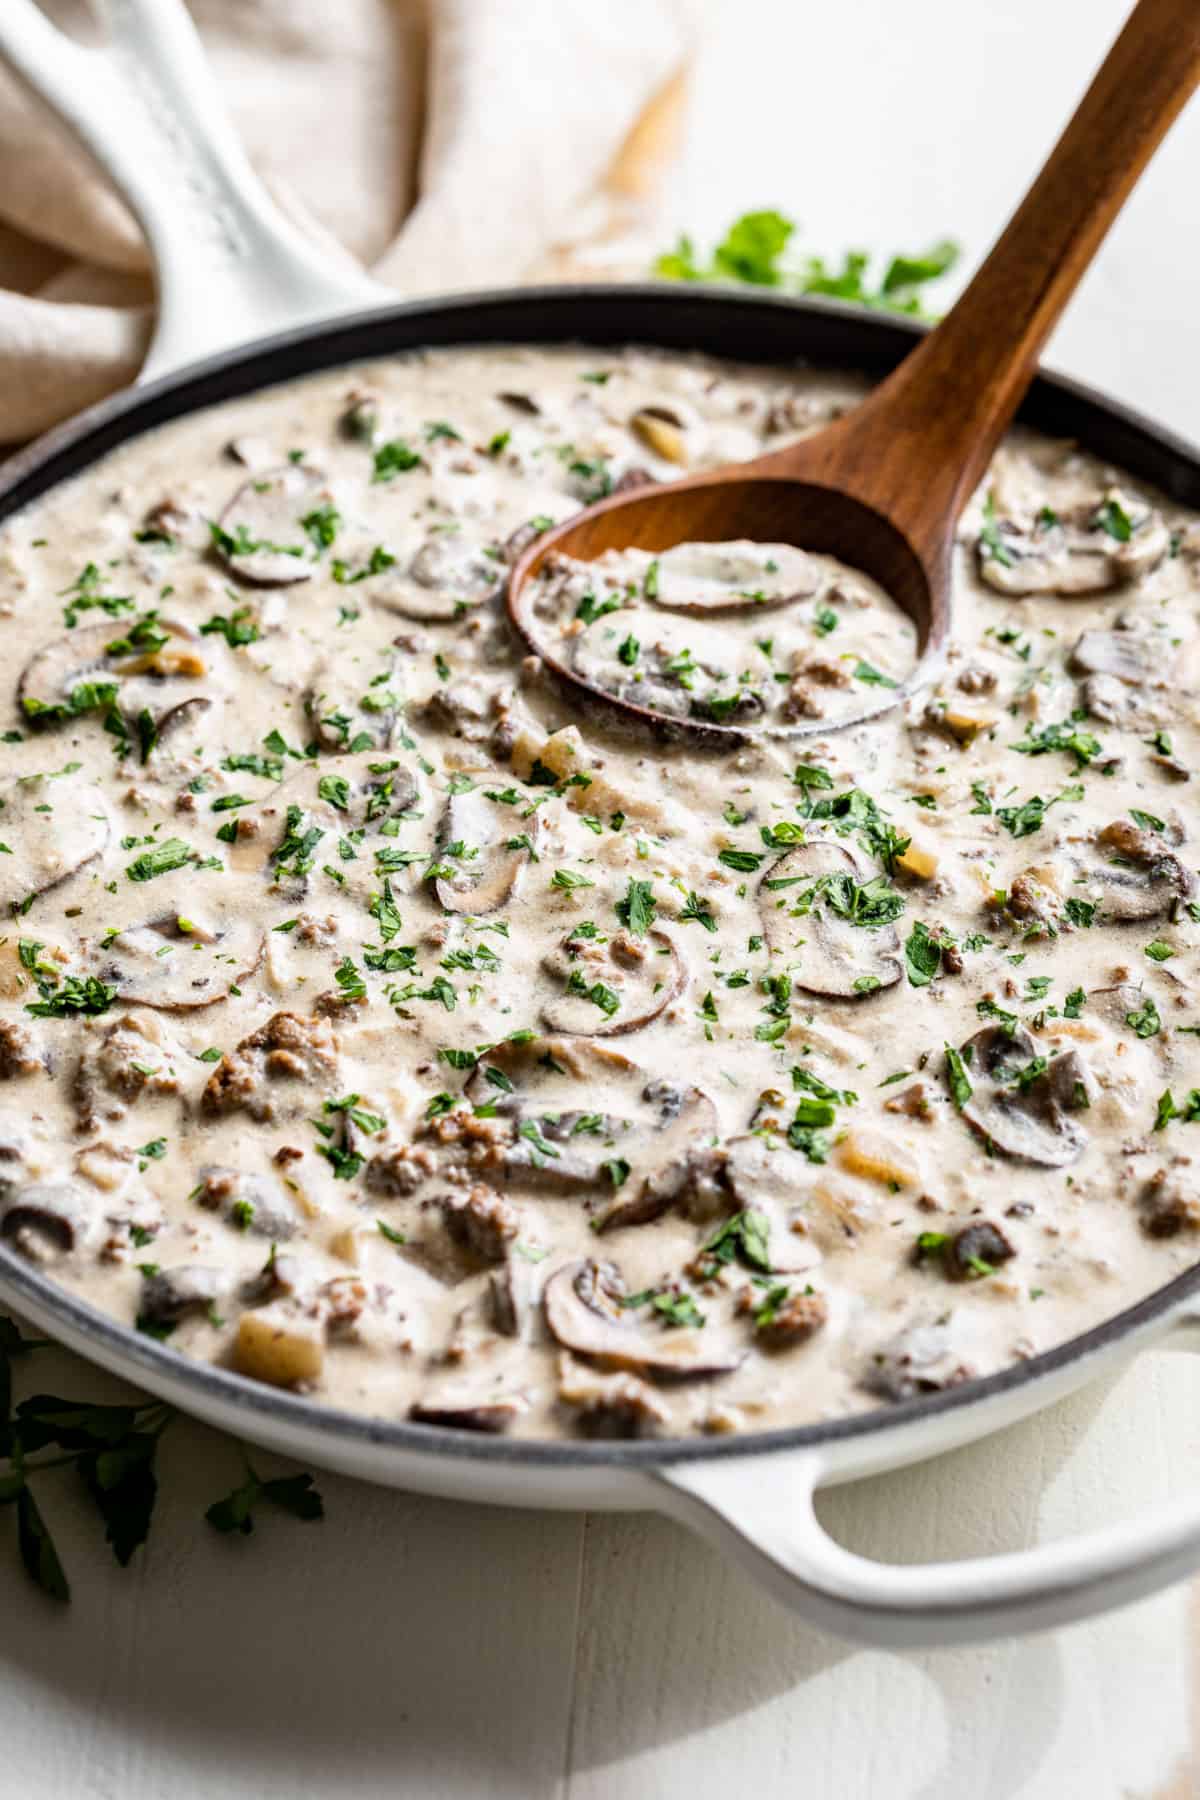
955,1023 -> 1091,1167
192,1165 -> 300,1239
1074,817 -> 1195,922
461,1036 -> 716,1221
543,1259 -> 742,1380
489,1256 -> 543,1339
1069,627 -> 1161,687
409,1391 -> 527,1434
259,754 -> 418,840
862,1321 -> 972,1402
0,774 -> 108,911
433,787 -> 539,914
214,463 -> 325,585
591,1081 -> 719,1232
90,885 -> 265,1010
463,1035 -> 640,1161
19,618 -> 217,734
138,1264 -> 231,1326
373,531 -> 501,621
540,927 -> 686,1037
722,1134 -> 824,1273
759,839 -> 903,998
0,1182 -> 93,1259
304,655 -> 403,753
570,609 -> 765,726
631,540 -> 822,614
978,490 -> 1169,595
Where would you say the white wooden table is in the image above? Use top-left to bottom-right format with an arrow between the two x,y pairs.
7,2 -> 1200,1793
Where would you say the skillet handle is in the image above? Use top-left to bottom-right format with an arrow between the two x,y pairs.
654,1309 -> 1200,1648
0,0 -> 388,379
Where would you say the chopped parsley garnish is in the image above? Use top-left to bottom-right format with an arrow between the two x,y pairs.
615,878 -> 656,936
1125,995 -> 1162,1038
904,920 -> 943,988
200,606 -> 260,648
26,975 -> 117,1018
679,890 -> 717,932
978,494 -> 1014,567
944,1043 -> 973,1108
1013,718 -> 1103,766
126,838 -> 194,882
1092,497 -> 1134,541
372,440 -> 422,481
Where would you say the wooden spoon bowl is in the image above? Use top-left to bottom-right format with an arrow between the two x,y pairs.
508,468 -> 940,744
508,0 -> 1200,743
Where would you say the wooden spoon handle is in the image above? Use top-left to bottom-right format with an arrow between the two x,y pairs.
768,0 -> 1200,567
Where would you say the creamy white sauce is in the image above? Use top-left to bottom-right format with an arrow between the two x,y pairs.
1,342 -> 1199,1441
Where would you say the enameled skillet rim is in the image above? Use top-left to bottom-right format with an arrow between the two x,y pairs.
3,279 -> 1199,1473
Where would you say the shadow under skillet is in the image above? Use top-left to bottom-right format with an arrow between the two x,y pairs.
0,1333 -> 1154,1800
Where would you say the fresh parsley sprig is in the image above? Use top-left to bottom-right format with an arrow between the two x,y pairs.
0,1317 -> 323,1604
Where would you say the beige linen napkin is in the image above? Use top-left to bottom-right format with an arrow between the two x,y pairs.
0,0 -> 698,443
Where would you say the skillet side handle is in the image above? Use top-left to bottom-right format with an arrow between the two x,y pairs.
0,0 -> 388,380
654,1311 -> 1200,1649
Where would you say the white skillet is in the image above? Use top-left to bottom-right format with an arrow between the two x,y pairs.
3,0 -> 1200,1648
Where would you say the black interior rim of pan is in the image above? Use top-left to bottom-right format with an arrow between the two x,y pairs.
3,280 -> 1200,1474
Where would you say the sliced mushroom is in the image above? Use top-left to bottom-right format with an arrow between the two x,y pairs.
138,1264 -> 230,1326
540,928 -> 686,1037
90,885 -> 265,1010
591,1081 -> 719,1231
722,1134 -> 824,1273
433,787 -> 538,913
215,463 -> 325,585
0,774 -> 108,912
304,655 -> 402,753
489,1255 -> 543,1339
409,1392 -> 526,1433
1077,673 -> 1151,728
943,1220 -> 1016,1281
372,531 -> 501,621
861,1322 -> 972,1402
19,618 -> 217,734
759,839 -> 902,998
1076,817 -> 1194,921
543,1259 -> 742,1380
571,607 -> 767,726
497,1108 -> 641,1193
556,1351 -> 671,1437
462,1036 -> 716,1220
978,490 -> 1170,595
258,754 -> 417,842
497,390 -> 541,416
192,1165 -> 300,1239
633,540 -> 822,613
955,1023 -> 1091,1166
1069,628 -> 1161,687
0,1182 -> 93,1258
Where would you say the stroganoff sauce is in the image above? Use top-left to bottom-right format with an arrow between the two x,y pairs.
2,343 -> 1199,1441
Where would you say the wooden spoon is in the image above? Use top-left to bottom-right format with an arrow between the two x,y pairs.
508,0 -> 1200,742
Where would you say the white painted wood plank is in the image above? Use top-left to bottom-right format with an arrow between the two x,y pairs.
0,1341 -> 583,1800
